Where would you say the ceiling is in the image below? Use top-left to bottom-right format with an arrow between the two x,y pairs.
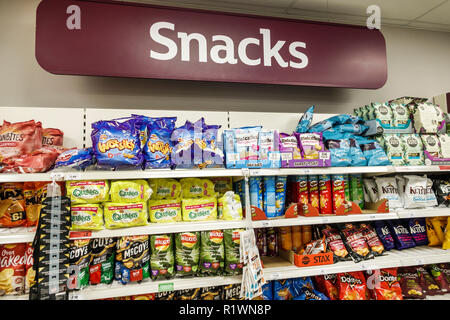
118,0 -> 450,32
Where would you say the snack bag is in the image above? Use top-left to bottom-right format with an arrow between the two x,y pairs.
359,223 -> 385,256
433,179 -> 450,207
298,133 -> 323,159
349,174 -> 364,210
89,237 -> 116,285
143,117 -> 176,169
320,224 -> 349,262
275,176 -> 287,216
384,134 -> 405,166
0,182 -> 24,200
407,218 -> 428,246
131,294 -> 155,300
177,288 -> 200,300
175,232 -> 200,277
210,177 -> 233,196
369,268 -> 402,300
148,198 -> 182,223
372,102 -> 393,126
337,272 -> 368,300
218,192 -> 243,221
316,274 -> 339,300
150,234 -> 175,280
180,178 -> 216,199
421,134 -> 441,158
358,140 -> 390,166
417,266 -> 442,296
401,134 -> 424,165
255,228 -> 267,256
103,202 -> 148,229
266,227 -> 279,256
307,114 -> 362,133
0,120 -> 42,161
293,287 -> 329,300
296,106 -> 314,133
318,175 -> 332,215
66,180 -> 109,204
438,133 -> 450,158
374,177 -> 402,209
261,282 -> 273,300
53,147 -> 94,171
443,216 -> 450,250
222,283 -> 244,300
426,217 -> 442,246
199,230 -> 224,276
391,103 -> 410,127
398,266 -> 425,299
91,118 -> 144,169
182,197 -> 217,221
386,220 -> 416,250
202,123 -> 225,168
339,223 -> 373,262
149,178 -> 182,200
273,279 -> 294,300
0,243 -> 26,296
429,264 -> 450,293
110,180 -> 152,203
430,216 -> 447,244
374,220 -> 395,251
200,286 -> 223,300
68,239 -> 91,290
279,133 -> 302,160
115,235 -> 150,284
0,199 -> 26,228
154,291 -> 176,300
437,264 -> 450,289
224,229 -> 244,275
403,175 -> 437,209
70,204 -> 104,231
363,179 -> 379,203
42,128 -> 64,147
326,139 -> 351,167
349,139 -> 367,167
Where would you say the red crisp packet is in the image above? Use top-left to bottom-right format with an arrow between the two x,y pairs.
42,128 -> 64,147
339,223 -> 374,263
337,271 -> 368,300
369,268 -> 402,300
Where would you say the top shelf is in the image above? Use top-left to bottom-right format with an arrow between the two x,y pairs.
0,166 -> 448,182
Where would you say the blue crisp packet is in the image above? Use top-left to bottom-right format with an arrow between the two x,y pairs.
144,117 -> 177,169
262,282 -> 273,300
293,288 -> 329,300
358,140 -> 390,166
321,129 -> 354,141
349,139 -> 367,166
202,123 -> 224,168
374,220 -> 395,251
291,277 -> 315,297
406,218 -> 428,246
263,176 -> 276,218
296,105 -> 314,133
326,139 -> 351,167
273,279 -> 294,300
387,220 -> 416,250
307,115 -> 363,133
91,117 -> 144,169
171,120 -> 194,169
53,147 -> 94,171
333,123 -> 369,135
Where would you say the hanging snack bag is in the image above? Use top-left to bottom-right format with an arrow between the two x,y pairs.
433,179 -> 450,207
407,218 -> 428,246
150,234 -> 175,280
337,271 -> 368,300
373,220 -> 395,251
426,217 -> 442,246
148,198 -> 182,223
296,105 -> 314,133
91,117 -> 143,169
326,139 -> 351,167
199,230 -> 224,276
349,139 -> 367,167
363,178 -> 379,203
68,239 -> 91,290
149,178 -> 182,200
180,178 -> 216,199
115,235 -> 150,284
401,134 -> 424,166
374,177 -> 402,209
359,223 -> 385,256
181,197 -> 217,221
175,232 -> 200,277
421,134 -> 442,158
398,266 -> 425,299
89,237 -> 116,285
0,243 -> 27,296
103,202 -> 148,229
275,176 -> 287,216
319,175 -> 332,215
320,224 -> 350,262
110,180 -> 152,203
339,223 -> 373,263
143,117 -> 176,169
218,191 -> 243,220
372,102 -> 393,126
70,204 -> 104,231
298,132 -> 323,160
386,220 -> 416,250
384,134 -> 405,166
66,180 -> 109,204
391,103 -> 410,127
224,229 -> 244,275
417,266 -> 442,296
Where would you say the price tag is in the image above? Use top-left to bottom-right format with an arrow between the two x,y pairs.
65,172 -> 82,180
416,258 -> 425,265
303,169 -> 312,174
69,231 -> 92,239
70,293 -> 84,300
322,217 -> 330,224
269,153 -> 281,161
49,172 -> 65,181
158,283 -> 174,292
270,273 -> 281,280
319,269 -> 326,275
281,153 -> 292,161
250,170 -> 261,176
261,221 -> 270,228
369,215 -> 377,220
319,152 -> 330,160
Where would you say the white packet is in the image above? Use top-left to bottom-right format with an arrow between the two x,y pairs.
403,175 -> 433,208
374,177 -> 403,208
363,178 -> 379,202
395,175 -> 406,207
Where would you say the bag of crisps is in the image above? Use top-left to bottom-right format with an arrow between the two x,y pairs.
150,234 -> 175,280
199,230 -> 224,276
182,197 -> 217,222
443,217 -> 450,250
149,178 -> 181,200
368,268 -> 402,300
426,217 -> 441,246
66,180 -> 110,204
148,198 -> 182,223
24,182 -> 39,227
175,232 -> 200,277
68,239 -> 91,290
115,235 -> 150,284
218,191 -> 243,220
337,271 -> 368,300
430,216 -> 447,244
104,202 -> 148,229
0,199 -> 26,228
110,180 -> 152,203
180,178 -> 216,199
70,204 -> 104,231
224,229 -> 244,275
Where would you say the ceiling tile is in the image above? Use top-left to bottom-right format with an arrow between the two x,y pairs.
416,0 -> 450,24
327,0 -> 445,20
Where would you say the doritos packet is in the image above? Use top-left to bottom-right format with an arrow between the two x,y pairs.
369,268 -> 402,300
337,272 -> 368,300
273,279 -> 294,300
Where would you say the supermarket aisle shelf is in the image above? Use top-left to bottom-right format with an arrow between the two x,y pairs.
0,228 -> 35,244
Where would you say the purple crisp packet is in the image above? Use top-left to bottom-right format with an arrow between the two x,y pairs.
386,220 -> 416,250
374,220 -> 395,251
297,132 -> 324,160
406,218 -> 428,246
279,133 -> 302,160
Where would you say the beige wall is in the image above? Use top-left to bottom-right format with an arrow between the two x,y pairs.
1,0 -> 449,115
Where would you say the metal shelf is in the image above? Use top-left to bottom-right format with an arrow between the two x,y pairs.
395,207 -> 450,219
0,227 -> 35,244
0,294 -> 29,300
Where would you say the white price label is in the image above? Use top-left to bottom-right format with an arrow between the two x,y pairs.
416,258 -> 425,265
270,273 -> 281,280
269,153 -> 281,161
261,221 -> 270,227
65,172 -> 82,180
303,169 -> 312,174
70,293 -> 84,300
369,215 -> 377,220
319,152 -> 330,160
250,170 -> 261,176
281,153 -> 292,161
322,218 -> 330,224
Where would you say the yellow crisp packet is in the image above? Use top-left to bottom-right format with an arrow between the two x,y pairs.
182,197 -> 217,221
218,191 -> 243,221
430,216 -> 447,244
70,204 -> 104,231
426,217 -> 441,246
210,177 -> 233,196
104,202 -> 148,229
66,180 -> 110,204
443,217 -> 450,250
110,180 -> 152,203
149,179 -> 181,200
148,198 -> 182,223
180,178 -> 216,199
